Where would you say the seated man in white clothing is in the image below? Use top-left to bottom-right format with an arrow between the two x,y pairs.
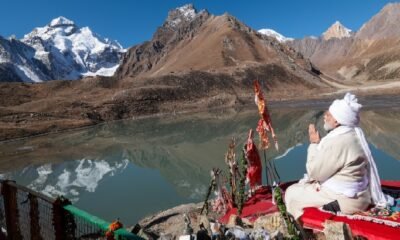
285,93 -> 393,219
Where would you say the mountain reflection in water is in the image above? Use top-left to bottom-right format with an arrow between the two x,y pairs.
0,106 -> 399,225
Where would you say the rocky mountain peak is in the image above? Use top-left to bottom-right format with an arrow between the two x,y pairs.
290,2 -> 400,82
356,2 -> 400,40
381,2 -> 400,13
322,21 -> 352,40
116,5 -> 324,93
165,4 -> 201,28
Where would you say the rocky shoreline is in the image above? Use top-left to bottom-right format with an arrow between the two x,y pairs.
1,80 -> 399,143
0,74 -> 326,142
130,202 -> 286,240
130,202 -> 348,240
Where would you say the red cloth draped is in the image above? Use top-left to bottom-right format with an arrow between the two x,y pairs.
219,181 -> 400,240
246,129 -> 262,188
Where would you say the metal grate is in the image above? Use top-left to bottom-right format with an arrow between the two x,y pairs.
37,197 -> 56,240
0,180 -> 143,240
0,190 -> 7,236
70,213 -> 105,239
0,180 -> 59,239
16,189 -> 31,239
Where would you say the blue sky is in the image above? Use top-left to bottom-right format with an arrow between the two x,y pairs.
0,0 -> 398,48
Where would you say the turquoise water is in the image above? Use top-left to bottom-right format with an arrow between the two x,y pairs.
0,106 -> 399,225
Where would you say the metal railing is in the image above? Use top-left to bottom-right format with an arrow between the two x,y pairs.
0,180 -> 142,240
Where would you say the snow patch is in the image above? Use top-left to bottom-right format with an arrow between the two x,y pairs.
170,18 -> 182,27
258,28 -> 294,42
50,16 -> 75,27
177,4 -> 197,21
83,65 -> 119,77
15,64 -> 42,82
167,4 -> 198,27
0,55 -> 6,63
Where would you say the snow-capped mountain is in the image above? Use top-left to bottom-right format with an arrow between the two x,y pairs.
0,36 -> 50,82
0,158 -> 129,203
258,28 -> 294,42
0,16 -> 125,82
322,21 -> 352,40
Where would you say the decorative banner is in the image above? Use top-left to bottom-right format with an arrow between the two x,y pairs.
254,80 -> 278,151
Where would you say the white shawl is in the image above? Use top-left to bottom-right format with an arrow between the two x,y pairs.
324,92 -> 394,207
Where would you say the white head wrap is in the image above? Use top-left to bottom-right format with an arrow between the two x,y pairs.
329,93 -> 361,127
327,93 -> 394,207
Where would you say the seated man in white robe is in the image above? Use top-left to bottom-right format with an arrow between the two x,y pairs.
285,93 -> 394,219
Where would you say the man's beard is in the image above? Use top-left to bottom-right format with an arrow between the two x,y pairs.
324,122 -> 335,132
